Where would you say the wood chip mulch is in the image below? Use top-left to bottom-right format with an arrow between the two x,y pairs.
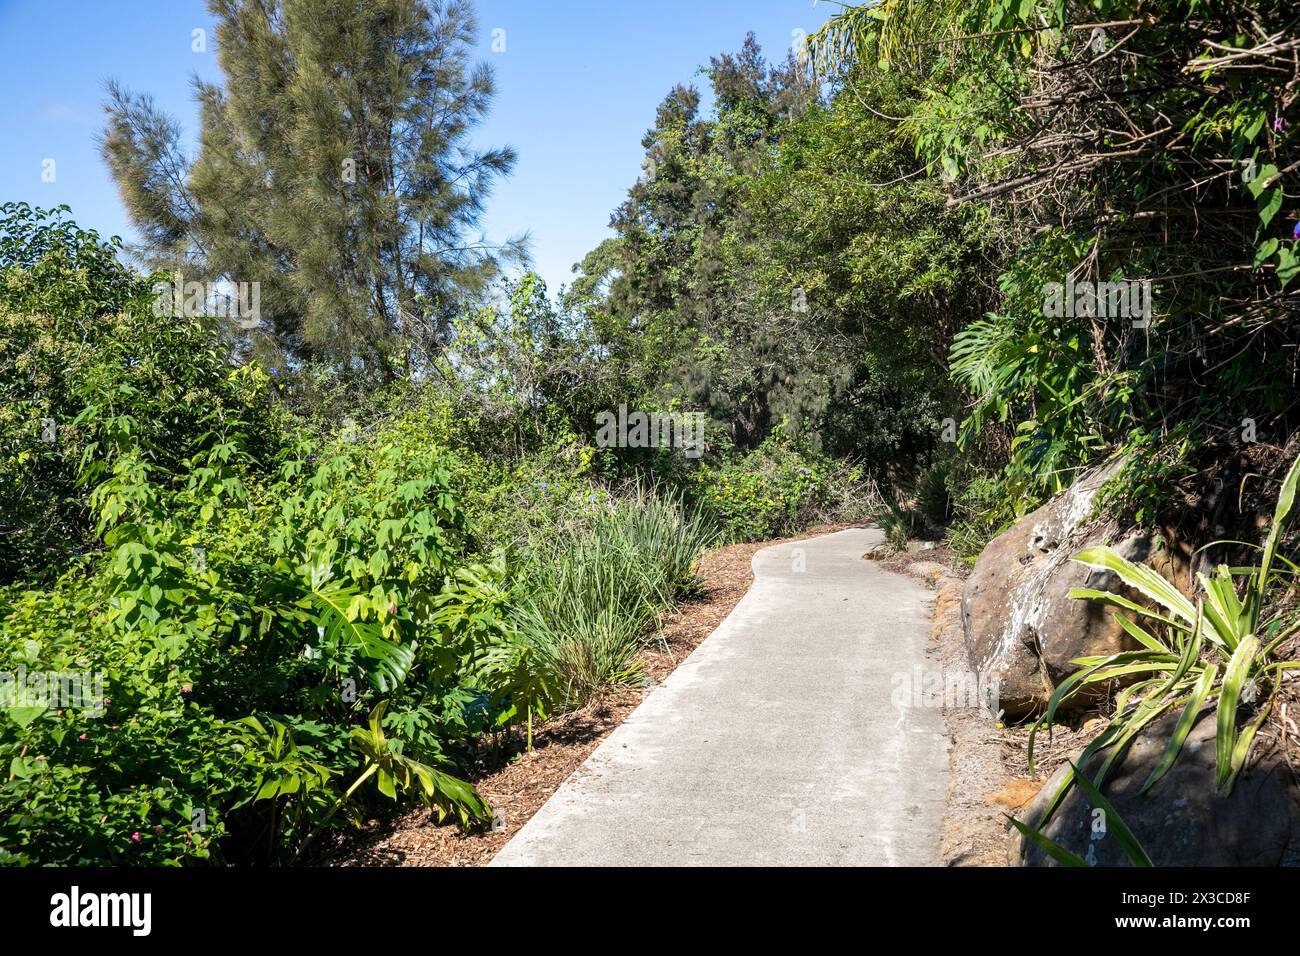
322,524 -> 858,867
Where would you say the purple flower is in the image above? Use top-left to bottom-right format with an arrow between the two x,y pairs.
130,832 -> 142,843
1293,221 -> 1300,240
1276,116 -> 1289,133
269,368 -> 279,376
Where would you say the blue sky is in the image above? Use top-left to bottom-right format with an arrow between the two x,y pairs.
0,0 -> 836,296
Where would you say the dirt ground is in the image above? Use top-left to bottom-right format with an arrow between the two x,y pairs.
324,524 -> 856,867
879,544 -> 1119,866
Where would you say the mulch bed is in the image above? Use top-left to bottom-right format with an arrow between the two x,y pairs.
323,524 -> 858,867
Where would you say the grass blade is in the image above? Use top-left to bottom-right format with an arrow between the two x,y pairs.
1257,450 -> 1300,603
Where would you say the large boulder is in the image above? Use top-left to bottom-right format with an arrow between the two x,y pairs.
962,459 -> 1192,716
1010,711 -> 1300,866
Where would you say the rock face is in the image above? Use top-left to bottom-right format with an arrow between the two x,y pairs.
1010,712 -> 1300,866
962,459 -> 1191,716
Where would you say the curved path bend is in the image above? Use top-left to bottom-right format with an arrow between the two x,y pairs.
490,528 -> 947,867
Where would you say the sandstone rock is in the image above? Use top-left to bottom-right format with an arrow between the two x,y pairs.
1010,711 -> 1300,866
961,459 -> 1191,715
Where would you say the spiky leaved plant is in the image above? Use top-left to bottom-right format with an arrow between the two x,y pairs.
1028,448 -> 1300,831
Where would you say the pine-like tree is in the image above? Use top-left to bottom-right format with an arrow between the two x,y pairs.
101,0 -> 521,380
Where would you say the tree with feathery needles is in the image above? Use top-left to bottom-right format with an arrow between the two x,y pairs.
100,0 -> 524,382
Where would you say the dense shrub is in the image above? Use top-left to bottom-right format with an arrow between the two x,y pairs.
689,431 -> 879,543
0,203 -> 289,583
0,207 -> 554,864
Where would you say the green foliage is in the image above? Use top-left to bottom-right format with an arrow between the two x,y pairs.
0,416 -> 547,864
943,471 -> 1018,562
873,458 -> 958,553
0,205 -> 555,865
1027,450 -> 1300,834
948,241 -> 1137,505
12,0 -> 1295,871
517,489 -> 714,706
568,35 -> 977,469
0,203 -> 283,583
1008,759 -> 1154,867
871,495 -> 927,553
101,0 -> 522,377
812,0 -> 1300,532
1093,428 -> 1197,526
343,702 -> 490,825
689,431 -> 878,544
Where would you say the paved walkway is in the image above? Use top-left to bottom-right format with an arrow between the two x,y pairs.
490,528 -> 948,866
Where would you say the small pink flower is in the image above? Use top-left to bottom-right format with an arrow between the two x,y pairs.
99,816 -> 108,824
78,733 -> 88,741
130,832 -> 142,843
181,684 -> 192,694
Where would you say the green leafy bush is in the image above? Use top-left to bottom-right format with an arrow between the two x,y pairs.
943,471 -> 1019,563
870,494 -> 926,553
690,431 -> 878,543
0,204 -> 287,584
0,206 -> 551,865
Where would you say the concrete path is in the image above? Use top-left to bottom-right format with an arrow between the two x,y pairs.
490,528 -> 948,867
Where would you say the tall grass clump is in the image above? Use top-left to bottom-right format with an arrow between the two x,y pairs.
517,488 -> 714,706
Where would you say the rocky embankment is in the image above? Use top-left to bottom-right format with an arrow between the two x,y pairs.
956,458 -> 1300,866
